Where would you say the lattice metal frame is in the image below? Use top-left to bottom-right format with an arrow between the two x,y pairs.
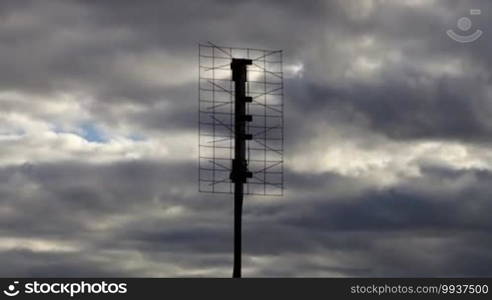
199,42 -> 284,196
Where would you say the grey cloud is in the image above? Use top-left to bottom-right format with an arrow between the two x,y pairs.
2,161 -> 492,276
1,0 -> 492,277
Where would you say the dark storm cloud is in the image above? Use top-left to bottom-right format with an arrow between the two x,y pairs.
283,0 -> 492,145
0,0 -> 325,136
283,167 -> 492,233
2,0 -> 492,277
0,0 -> 322,95
2,0 -> 488,141
287,76 -> 492,143
0,160 -> 233,276
2,162 -> 492,276
0,249 -> 134,277
243,166 -> 492,276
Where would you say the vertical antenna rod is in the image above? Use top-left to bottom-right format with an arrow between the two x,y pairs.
230,58 -> 253,278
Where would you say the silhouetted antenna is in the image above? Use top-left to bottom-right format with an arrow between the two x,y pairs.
199,42 -> 284,277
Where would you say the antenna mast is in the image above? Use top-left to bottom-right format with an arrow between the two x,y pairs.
230,58 -> 253,277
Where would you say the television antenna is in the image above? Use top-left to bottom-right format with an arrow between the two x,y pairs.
199,42 -> 284,277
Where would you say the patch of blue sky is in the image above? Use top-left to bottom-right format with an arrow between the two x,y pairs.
50,122 -> 145,143
51,122 -> 109,143
79,123 -> 109,143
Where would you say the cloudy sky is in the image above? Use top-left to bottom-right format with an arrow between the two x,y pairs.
1,0 -> 492,277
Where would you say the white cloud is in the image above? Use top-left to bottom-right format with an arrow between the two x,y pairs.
0,90 -> 197,166
0,238 -> 79,253
289,125 -> 492,186
111,51 -> 197,88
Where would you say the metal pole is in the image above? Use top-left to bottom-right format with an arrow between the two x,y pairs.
230,59 -> 252,278
233,171 -> 243,278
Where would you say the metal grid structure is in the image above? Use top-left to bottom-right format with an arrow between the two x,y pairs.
199,42 -> 284,196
